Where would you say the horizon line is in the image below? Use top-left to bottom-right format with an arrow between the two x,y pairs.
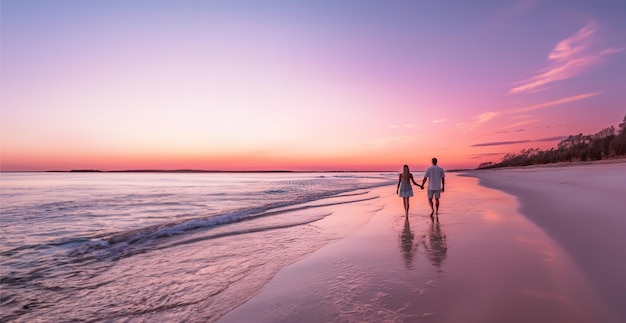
2,169 -> 400,173
0,168 -> 475,173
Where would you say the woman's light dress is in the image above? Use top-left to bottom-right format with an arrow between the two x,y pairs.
398,179 -> 414,197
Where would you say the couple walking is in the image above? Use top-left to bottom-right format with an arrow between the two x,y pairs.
396,158 -> 445,221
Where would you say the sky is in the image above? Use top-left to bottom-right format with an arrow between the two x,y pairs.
2,0 -> 625,171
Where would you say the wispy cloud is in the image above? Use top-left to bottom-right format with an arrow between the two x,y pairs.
509,21 -> 622,94
471,135 -> 567,147
476,111 -> 500,123
549,22 -> 595,60
535,136 -> 568,142
460,92 -> 597,131
509,92 -> 600,113
456,111 -> 502,131
467,152 -> 507,159
495,129 -> 525,134
502,119 -> 539,129
471,140 -> 532,147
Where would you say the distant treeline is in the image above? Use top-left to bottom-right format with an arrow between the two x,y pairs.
478,114 -> 626,169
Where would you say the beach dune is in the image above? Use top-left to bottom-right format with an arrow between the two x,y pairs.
219,163 -> 624,322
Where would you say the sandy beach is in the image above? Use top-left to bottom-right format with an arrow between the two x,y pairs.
219,163 -> 625,323
467,161 -> 626,321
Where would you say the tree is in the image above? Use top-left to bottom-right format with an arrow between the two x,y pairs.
476,114 -> 626,169
609,114 -> 626,156
478,161 -> 494,169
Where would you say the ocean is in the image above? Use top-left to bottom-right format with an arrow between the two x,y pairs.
0,172 -> 396,322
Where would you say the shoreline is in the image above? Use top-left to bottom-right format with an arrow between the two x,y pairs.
218,172 -> 620,322
464,162 -> 626,321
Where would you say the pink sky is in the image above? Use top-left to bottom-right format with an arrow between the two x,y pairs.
2,0 -> 625,171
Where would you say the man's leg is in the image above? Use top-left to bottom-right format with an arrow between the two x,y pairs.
427,190 -> 435,220
428,198 -> 434,216
435,198 -> 440,214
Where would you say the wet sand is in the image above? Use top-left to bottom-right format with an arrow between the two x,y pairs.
219,168 -> 623,322
466,161 -> 626,322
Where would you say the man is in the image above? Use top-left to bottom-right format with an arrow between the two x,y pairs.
421,157 -> 445,221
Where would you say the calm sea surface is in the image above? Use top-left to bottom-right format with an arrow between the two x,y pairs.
0,172 -> 396,322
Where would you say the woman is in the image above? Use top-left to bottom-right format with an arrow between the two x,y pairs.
396,165 -> 423,216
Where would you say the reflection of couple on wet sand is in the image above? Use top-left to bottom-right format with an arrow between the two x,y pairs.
396,158 -> 445,221
399,216 -> 448,269
399,216 -> 416,269
421,222 -> 448,269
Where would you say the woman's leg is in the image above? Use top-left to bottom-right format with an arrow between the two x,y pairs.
406,197 -> 410,214
403,197 -> 409,215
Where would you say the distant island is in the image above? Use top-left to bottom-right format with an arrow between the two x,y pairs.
478,114 -> 626,169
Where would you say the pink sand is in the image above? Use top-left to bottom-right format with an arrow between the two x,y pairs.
468,161 -> 626,321
218,165 -> 624,322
